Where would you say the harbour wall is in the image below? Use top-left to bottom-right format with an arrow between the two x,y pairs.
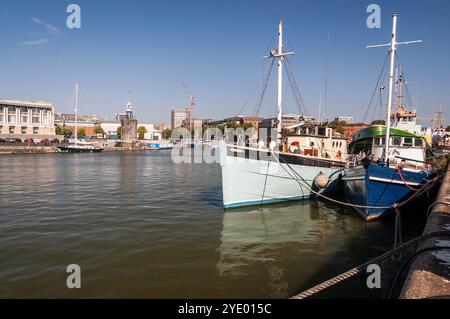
400,161 -> 450,299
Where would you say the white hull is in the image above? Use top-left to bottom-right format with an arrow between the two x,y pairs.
219,143 -> 343,208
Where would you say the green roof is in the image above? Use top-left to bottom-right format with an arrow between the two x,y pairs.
353,125 -> 422,142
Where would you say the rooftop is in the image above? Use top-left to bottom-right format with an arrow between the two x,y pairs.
0,99 -> 53,109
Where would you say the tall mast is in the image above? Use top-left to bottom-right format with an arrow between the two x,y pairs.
367,11 -> 421,164
265,20 -> 294,147
75,83 -> 78,143
276,20 -> 283,146
385,12 -> 397,162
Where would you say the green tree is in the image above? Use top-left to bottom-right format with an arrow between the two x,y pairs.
335,126 -> 345,134
446,125 -> 450,132
138,126 -> 148,140
162,128 -> 173,140
116,126 -> 122,139
371,119 -> 386,125
55,125 -> 73,138
94,125 -> 105,137
77,128 -> 86,138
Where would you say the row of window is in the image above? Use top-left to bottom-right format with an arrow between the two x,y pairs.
373,137 -> 423,147
0,126 -> 40,134
0,109 -> 50,125
332,141 -> 343,148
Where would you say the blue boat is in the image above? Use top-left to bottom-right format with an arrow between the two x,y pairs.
343,11 -> 432,221
343,149 -> 429,221
343,125 -> 430,221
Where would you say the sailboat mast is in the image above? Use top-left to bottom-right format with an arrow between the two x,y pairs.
276,19 -> 283,146
385,12 -> 398,162
75,83 -> 79,142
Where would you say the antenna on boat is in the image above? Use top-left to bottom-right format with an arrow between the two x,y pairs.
264,19 -> 294,147
367,11 -> 421,164
74,83 -> 79,144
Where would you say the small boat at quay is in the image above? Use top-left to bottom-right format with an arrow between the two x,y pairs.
57,83 -> 104,154
342,12 -> 430,221
146,142 -> 174,151
58,141 -> 104,153
219,20 -> 347,209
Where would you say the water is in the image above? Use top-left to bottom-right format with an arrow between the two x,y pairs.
0,152 -> 427,298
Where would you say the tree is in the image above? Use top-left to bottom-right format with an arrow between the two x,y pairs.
94,125 -> 105,137
371,119 -> 386,125
138,126 -> 148,140
77,128 -> 86,138
162,128 -> 173,140
116,126 -> 122,139
55,125 -> 73,138
446,125 -> 450,132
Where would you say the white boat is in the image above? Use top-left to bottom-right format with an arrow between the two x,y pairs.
57,83 -> 103,154
219,20 -> 346,209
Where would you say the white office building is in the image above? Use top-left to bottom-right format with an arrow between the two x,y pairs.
0,99 -> 56,139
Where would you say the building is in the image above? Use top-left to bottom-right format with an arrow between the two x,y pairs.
138,124 -> 154,140
0,99 -> 57,140
182,118 -> 203,129
101,122 -> 121,139
54,120 -> 97,137
339,124 -> 368,141
207,116 -> 263,128
154,123 -> 170,131
171,108 -> 191,129
334,116 -> 354,124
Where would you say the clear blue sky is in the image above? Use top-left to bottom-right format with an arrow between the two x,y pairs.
0,0 -> 449,126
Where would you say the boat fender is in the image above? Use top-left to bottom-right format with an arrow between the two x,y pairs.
314,172 -> 330,189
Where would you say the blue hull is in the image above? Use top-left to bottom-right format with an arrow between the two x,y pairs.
343,163 -> 428,221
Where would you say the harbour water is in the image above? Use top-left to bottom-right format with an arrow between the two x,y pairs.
0,152 -> 427,298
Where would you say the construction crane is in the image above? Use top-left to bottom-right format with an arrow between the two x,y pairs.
182,82 -> 196,134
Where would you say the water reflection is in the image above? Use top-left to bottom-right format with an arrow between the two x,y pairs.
216,201 -> 383,297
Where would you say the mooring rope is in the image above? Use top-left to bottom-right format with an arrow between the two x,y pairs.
270,152 -> 440,211
290,230 -> 450,299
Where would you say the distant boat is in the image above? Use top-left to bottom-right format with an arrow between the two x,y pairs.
58,140 -> 104,153
57,83 -> 103,154
342,12 -> 430,221
146,142 -> 174,150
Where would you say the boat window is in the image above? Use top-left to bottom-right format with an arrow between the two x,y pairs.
373,138 -> 380,146
392,137 -> 402,146
317,127 -> 326,136
381,138 -> 386,145
332,141 -> 335,147
414,138 -> 423,147
403,137 -> 413,147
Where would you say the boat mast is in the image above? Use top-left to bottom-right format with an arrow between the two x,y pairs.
367,11 -> 421,164
75,83 -> 78,144
276,20 -> 284,146
384,12 -> 397,163
265,20 -> 294,147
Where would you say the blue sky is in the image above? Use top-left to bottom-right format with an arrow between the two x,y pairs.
0,0 -> 449,126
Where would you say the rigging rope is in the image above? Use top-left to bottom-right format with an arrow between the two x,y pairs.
252,58 -> 275,120
270,151 -> 439,211
363,52 -> 390,123
284,57 -> 308,115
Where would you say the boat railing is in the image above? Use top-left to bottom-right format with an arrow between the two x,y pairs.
225,143 -> 346,166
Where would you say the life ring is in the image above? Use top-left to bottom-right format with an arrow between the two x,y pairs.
289,141 -> 300,153
336,150 -> 342,159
